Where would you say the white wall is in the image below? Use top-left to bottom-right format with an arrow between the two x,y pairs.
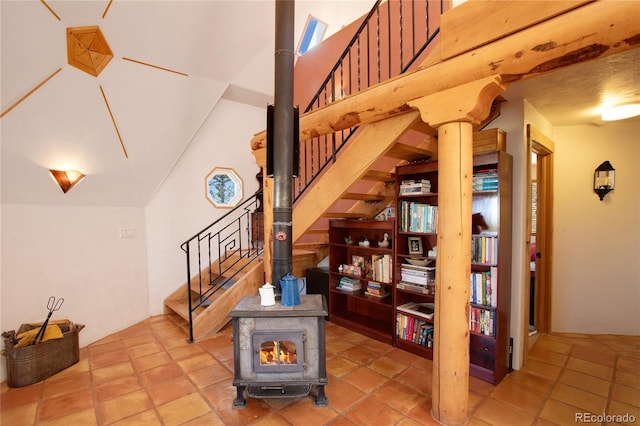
552,120 -> 640,334
1,204 -> 149,380
145,99 -> 264,315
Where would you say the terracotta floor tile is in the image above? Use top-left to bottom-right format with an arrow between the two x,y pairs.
571,345 -> 617,366
611,382 -> 640,408
558,369 -> 611,397
156,392 -> 213,426
368,355 -> 409,378
341,366 -> 388,394
618,357 -> 640,374
566,357 -> 614,381
528,347 -> 569,367
0,383 -> 44,410
42,371 -> 91,400
145,375 -> 196,406
372,380 -> 428,413
326,337 -> 357,354
607,400 -> 640,423
472,396 -> 535,426
341,345 -> 378,365
616,369 -> 640,390
127,341 -> 165,359
38,408 -> 98,426
0,402 -> 38,426
505,370 -> 555,396
534,337 -> 572,355
490,379 -> 546,415
343,395 -> 404,426
94,375 -> 142,403
137,361 -> 185,387
97,389 -> 153,424
550,382 -> 608,414
520,358 -> 563,381
469,375 -> 496,396
121,332 -> 156,348
326,355 -> 359,377
325,375 -> 366,412
38,388 -> 94,422
176,352 -> 216,374
91,362 -> 135,386
110,409 -> 160,425
539,398 -> 589,426
167,341 -> 207,361
394,365 -> 432,395
179,411 -> 228,426
130,350 -> 172,373
87,339 -> 125,357
279,396 -> 339,426
188,358 -> 233,389
90,349 -> 130,370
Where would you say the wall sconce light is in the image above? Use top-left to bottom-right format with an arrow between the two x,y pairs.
50,169 -> 85,193
593,161 -> 615,201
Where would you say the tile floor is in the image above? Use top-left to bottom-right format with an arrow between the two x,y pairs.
1,315 -> 639,425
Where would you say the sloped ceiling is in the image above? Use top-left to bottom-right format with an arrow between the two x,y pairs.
2,1 -> 638,208
0,0 -> 371,207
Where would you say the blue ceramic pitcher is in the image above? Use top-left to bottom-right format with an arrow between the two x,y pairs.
280,273 -> 304,306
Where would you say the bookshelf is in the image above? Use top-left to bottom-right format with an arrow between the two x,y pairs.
328,219 -> 394,344
393,150 -> 513,384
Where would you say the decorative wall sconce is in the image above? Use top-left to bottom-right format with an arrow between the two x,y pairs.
593,161 -> 615,201
50,169 -> 85,193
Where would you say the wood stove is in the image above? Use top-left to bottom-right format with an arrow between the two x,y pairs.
230,294 -> 328,407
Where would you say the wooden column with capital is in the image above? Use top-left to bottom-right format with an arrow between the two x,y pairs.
432,121 -> 473,425
408,76 -> 506,425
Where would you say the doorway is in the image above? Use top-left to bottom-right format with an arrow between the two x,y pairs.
525,125 -> 554,353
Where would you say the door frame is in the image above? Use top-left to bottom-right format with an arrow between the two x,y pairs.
524,125 -> 554,358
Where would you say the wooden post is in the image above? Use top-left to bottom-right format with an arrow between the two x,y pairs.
408,76 -> 506,425
432,121 -> 472,425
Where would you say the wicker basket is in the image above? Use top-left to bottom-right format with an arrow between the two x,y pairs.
2,320 -> 84,388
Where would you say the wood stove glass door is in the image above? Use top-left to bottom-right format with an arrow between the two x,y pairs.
252,330 -> 305,373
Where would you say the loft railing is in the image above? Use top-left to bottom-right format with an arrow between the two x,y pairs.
294,0 -> 444,202
180,191 -> 263,342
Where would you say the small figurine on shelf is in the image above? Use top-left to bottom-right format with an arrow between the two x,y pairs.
338,264 -> 344,274
344,236 -> 353,245
359,236 -> 370,247
378,232 -> 391,248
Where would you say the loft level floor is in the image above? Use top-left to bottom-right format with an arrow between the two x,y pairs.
1,315 -> 638,425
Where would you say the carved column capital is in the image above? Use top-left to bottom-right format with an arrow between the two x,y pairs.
408,75 -> 507,128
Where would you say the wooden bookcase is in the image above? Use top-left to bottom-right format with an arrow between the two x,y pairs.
393,150 -> 513,384
328,219 -> 395,344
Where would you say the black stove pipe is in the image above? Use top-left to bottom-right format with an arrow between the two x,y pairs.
271,0 -> 295,294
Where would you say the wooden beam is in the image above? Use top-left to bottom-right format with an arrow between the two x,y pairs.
250,0 -> 638,149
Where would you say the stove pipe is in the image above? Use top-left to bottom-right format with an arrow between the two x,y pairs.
271,0 -> 295,293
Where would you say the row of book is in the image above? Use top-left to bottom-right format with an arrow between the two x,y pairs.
471,235 -> 498,265
400,263 -> 435,285
371,254 -> 392,284
399,179 -> 432,195
398,201 -> 438,233
470,307 -> 496,336
338,276 -> 361,292
366,281 -> 389,298
470,267 -> 498,307
473,169 -> 498,191
396,313 -> 434,347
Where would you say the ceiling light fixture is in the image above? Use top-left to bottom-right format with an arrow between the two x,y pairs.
50,169 -> 85,193
601,103 -> 640,121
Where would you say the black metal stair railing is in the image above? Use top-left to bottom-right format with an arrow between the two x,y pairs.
180,191 -> 263,342
294,0 -> 444,202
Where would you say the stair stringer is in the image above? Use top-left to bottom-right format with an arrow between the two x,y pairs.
292,111 -> 422,243
190,258 -> 264,340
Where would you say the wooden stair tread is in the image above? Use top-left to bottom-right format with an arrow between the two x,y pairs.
343,192 -> 384,201
362,170 -> 395,182
386,143 -> 433,161
323,212 -> 369,219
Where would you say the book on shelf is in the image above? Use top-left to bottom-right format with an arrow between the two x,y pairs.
397,281 -> 431,294
398,201 -> 438,233
470,266 -> 498,307
366,281 -> 390,298
471,234 -> 498,265
473,170 -> 498,191
397,301 -> 435,320
469,307 -> 495,336
396,313 -> 433,347
371,254 -> 392,283
399,179 -> 432,195
338,276 -> 361,292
